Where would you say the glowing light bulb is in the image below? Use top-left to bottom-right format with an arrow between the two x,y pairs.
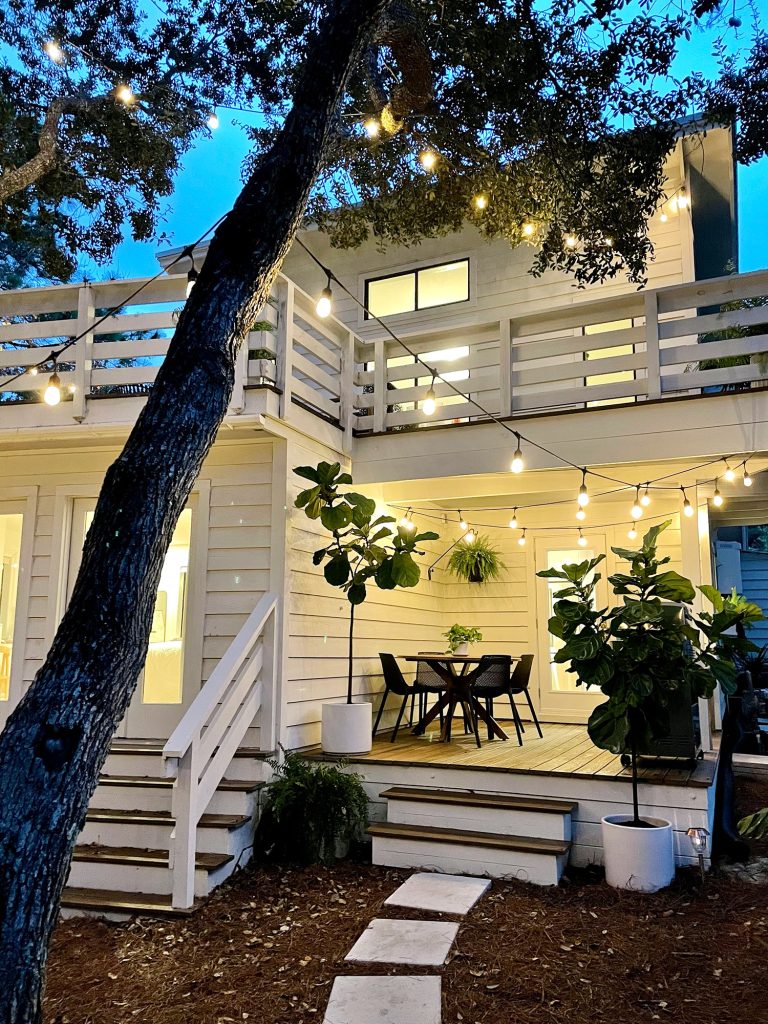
44,40 -> 64,63
399,513 -> 415,532
683,496 -> 694,517
464,529 -> 475,544
115,84 -> 135,105
578,484 -> 589,508
28,366 -> 38,376
577,531 -> 587,548
522,222 -> 535,237
518,530 -> 527,547
423,373 -> 437,415
473,194 -> 488,211
186,266 -> 198,297
565,233 -> 577,249
660,212 -> 669,223
44,372 -> 61,406
631,503 -> 643,519
604,237 -> 613,247
508,511 -> 518,530
316,286 -> 333,318
576,506 -> 586,522
207,112 -> 220,130
419,150 -> 437,171
712,482 -> 724,508
744,465 -> 753,487
640,487 -> 651,507
724,463 -> 735,482
628,525 -> 638,540
364,118 -> 380,138
677,189 -> 689,210
458,513 -> 468,532
511,436 -> 524,474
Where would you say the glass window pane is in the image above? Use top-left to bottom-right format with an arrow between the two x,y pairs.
0,514 -> 23,702
367,273 -> 416,318
143,508 -> 192,704
418,261 -> 469,310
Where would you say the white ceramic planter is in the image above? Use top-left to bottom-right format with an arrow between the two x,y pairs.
454,642 -> 469,656
601,814 -> 675,892
321,702 -> 373,755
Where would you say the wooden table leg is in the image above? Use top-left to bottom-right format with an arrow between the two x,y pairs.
412,691 -> 450,735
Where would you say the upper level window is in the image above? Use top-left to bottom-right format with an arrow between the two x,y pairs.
365,259 -> 470,319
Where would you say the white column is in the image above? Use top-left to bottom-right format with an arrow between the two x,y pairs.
680,486 -> 713,750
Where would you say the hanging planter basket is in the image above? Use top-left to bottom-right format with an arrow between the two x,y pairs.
447,533 -> 505,584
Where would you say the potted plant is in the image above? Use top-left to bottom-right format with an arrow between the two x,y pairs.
447,533 -> 505,583
294,461 -> 438,754
538,521 -> 762,892
443,623 -> 483,655
249,319 -> 277,382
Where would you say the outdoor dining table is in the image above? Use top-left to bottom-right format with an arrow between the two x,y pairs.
403,654 -> 516,747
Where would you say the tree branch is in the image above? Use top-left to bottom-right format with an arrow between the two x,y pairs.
0,99 -> 67,203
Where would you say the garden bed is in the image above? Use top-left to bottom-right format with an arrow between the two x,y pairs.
45,858 -> 767,1024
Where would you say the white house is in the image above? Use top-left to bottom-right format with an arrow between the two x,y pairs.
0,123 -> 766,913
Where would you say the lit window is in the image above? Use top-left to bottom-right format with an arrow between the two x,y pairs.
0,514 -> 23,702
365,259 -> 469,319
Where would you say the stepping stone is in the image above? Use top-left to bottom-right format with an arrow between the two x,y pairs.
345,918 -> 459,966
385,872 -> 491,915
323,975 -> 441,1024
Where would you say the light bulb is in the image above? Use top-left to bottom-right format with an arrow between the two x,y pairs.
724,464 -> 735,482
28,366 -> 38,376
677,189 -> 689,210
186,266 -> 198,297
683,497 -> 694,517
115,84 -> 135,105
576,506 -> 586,521
44,372 -> 61,406
640,488 -> 651,507
399,514 -> 415,532
207,112 -> 220,130
508,512 -> 518,530
364,118 -> 380,138
712,484 -> 724,508
473,194 -> 488,211
316,286 -> 332,318
577,484 -> 589,508
511,438 -> 524,474
660,212 -> 669,223
744,466 -> 753,487
458,514 -> 468,531
631,502 -> 643,520
44,40 -> 64,63
565,233 -> 577,249
522,222 -> 535,237
464,529 -> 475,544
604,237 -> 613,247
419,150 -> 437,171
423,391 -> 436,415
518,531 -> 526,547
577,531 -> 587,548
628,526 -> 638,540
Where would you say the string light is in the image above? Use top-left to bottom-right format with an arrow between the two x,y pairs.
43,370 -> 61,406
508,509 -> 518,530
576,506 -> 586,521
744,462 -> 753,487
185,265 -> 198,297
518,528 -> 527,547
44,40 -> 64,63
522,222 -> 535,237
640,485 -> 651,507
682,487 -> 694,517
115,84 -> 135,105
464,528 -> 475,543
458,512 -> 468,532
627,524 -> 638,540
577,529 -> 587,548
677,188 -> 689,210
577,469 -> 590,507
316,272 -> 333,318
660,212 -> 669,223
28,366 -> 38,376
712,480 -> 724,507
419,150 -> 438,171
565,233 -> 577,249
723,460 -> 735,482
473,194 -> 488,211
631,486 -> 643,519
206,112 -> 220,130
423,373 -> 437,416
398,509 -> 416,532
511,433 -> 524,474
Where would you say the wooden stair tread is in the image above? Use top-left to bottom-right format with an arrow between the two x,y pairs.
109,743 -> 272,760
61,887 -> 197,916
380,786 -> 577,815
72,845 -> 232,871
99,774 -> 262,793
368,821 -> 570,855
86,808 -> 250,830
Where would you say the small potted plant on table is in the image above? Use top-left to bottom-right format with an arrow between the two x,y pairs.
443,624 -> 483,656
539,521 -> 761,892
294,461 -> 438,754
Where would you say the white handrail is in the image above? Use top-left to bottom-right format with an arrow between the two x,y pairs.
163,591 -> 279,908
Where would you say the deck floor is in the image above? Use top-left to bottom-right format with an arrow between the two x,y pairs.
309,722 -> 716,788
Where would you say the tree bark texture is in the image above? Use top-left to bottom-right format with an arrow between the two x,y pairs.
0,99 -> 65,202
0,2 -> 389,1020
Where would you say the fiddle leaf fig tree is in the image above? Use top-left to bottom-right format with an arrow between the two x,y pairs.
294,461 -> 438,703
538,521 -> 763,824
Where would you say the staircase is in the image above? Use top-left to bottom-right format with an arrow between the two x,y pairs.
369,786 -> 575,886
61,742 -> 268,919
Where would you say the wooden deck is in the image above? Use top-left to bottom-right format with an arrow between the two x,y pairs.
308,722 -> 717,789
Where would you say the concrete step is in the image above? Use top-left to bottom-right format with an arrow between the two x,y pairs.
369,821 -> 570,886
91,774 -> 262,817
67,845 -> 234,899
79,808 -> 254,857
381,786 -> 576,842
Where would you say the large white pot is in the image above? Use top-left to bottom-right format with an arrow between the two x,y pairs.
601,814 -> 675,892
321,702 -> 372,755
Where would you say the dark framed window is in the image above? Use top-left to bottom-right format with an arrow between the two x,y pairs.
364,258 -> 470,319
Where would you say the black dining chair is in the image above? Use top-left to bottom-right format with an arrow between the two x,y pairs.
373,654 -> 418,742
509,655 -> 542,738
412,653 -> 447,728
471,655 -> 522,743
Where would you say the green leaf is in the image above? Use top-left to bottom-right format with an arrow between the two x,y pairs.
293,465 -> 320,483
699,584 -> 724,613
414,531 -> 439,543
295,485 -> 321,509
375,558 -> 396,590
312,547 -> 327,566
347,583 -> 367,605
621,599 -> 664,624
588,700 -> 629,754
336,473 -> 353,485
324,555 -> 350,587
344,492 -> 377,518
653,570 -> 695,602
316,461 -> 341,485
390,551 -> 421,588
320,503 -> 352,532
566,632 -> 602,660
737,807 -> 768,840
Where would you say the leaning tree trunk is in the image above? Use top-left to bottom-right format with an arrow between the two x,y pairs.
0,2 -> 389,1020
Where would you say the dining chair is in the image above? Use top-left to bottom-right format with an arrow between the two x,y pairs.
471,655 -> 522,744
413,653 -> 447,728
374,653 -> 417,742
509,655 -> 542,738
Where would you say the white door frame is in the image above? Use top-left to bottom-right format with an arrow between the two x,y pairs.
48,481 -> 210,739
0,487 -> 38,730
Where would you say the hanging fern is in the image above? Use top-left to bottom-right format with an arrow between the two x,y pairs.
447,533 -> 506,584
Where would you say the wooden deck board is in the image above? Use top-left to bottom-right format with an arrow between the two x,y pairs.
305,723 -> 716,788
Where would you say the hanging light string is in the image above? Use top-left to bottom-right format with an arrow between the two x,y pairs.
0,212 -> 229,396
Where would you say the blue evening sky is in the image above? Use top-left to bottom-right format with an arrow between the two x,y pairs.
104,12 -> 768,281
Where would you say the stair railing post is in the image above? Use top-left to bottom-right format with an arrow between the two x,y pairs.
72,282 -> 94,422
170,742 -> 199,909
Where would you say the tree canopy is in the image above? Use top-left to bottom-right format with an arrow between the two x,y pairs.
0,0 -> 765,288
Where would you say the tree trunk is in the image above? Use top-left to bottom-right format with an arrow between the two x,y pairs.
0,2 -> 389,1020
347,603 -> 355,704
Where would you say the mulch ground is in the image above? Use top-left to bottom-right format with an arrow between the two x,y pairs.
44,777 -> 768,1024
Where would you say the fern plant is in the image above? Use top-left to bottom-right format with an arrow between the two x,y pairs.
447,533 -> 505,583
255,749 -> 369,865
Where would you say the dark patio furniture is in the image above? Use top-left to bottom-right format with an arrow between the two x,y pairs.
472,655 -> 523,744
374,653 -> 418,742
413,652 -> 447,727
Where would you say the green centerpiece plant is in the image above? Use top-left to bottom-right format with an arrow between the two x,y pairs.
443,624 -> 483,654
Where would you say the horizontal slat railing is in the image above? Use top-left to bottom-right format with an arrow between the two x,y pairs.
162,592 -> 278,908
